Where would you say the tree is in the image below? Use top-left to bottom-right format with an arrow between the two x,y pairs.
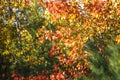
0,0 -> 120,80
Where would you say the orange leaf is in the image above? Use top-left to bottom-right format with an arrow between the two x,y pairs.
51,15 -> 57,22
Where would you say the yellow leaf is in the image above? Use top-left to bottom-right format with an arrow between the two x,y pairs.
3,50 -> 9,55
115,35 -> 120,43
16,51 -> 24,57
67,50 -> 72,56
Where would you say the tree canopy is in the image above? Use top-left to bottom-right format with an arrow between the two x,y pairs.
0,0 -> 120,80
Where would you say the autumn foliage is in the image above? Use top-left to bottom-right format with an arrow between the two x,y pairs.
0,0 -> 120,80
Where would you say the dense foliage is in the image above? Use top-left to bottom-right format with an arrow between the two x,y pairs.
0,0 -> 120,80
